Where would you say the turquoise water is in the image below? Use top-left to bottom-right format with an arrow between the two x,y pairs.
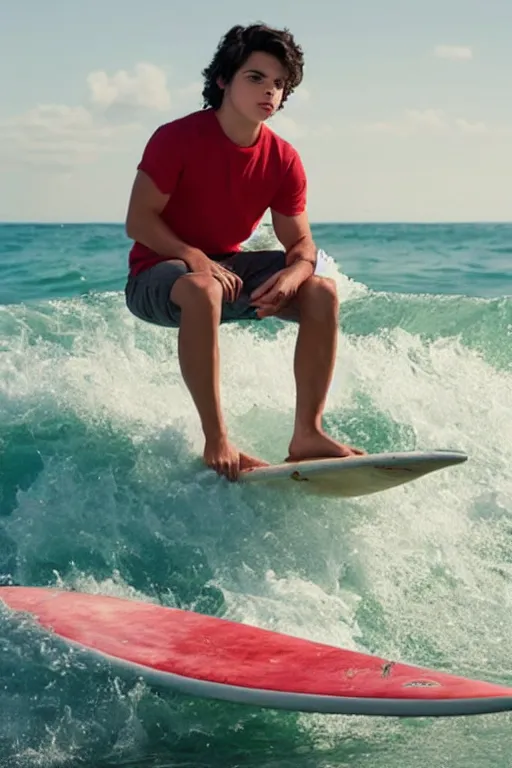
1,222 -> 511,767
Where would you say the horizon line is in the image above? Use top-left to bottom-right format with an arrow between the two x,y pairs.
1,219 -> 511,226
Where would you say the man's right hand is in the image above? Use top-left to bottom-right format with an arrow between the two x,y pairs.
203,434 -> 241,481
203,435 -> 270,481
183,248 -> 243,303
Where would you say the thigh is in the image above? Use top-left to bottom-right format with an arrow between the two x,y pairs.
125,260 -> 188,327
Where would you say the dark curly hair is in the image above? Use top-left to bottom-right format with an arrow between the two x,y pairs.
201,23 -> 304,111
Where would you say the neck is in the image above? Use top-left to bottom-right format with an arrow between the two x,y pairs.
215,101 -> 262,147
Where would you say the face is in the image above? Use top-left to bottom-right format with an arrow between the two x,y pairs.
219,51 -> 287,123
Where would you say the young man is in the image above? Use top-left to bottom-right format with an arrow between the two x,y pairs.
124,23 -> 363,481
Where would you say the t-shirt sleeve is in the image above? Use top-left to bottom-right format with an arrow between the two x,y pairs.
270,150 -> 308,216
137,123 -> 184,196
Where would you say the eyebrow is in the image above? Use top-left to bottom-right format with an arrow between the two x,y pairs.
244,68 -> 285,81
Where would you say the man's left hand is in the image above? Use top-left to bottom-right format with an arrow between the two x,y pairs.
250,260 -> 314,319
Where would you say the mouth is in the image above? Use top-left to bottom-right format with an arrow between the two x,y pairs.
257,103 -> 274,114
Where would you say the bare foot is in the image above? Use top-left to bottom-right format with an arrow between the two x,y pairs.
204,436 -> 268,481
286,429 -> 366,463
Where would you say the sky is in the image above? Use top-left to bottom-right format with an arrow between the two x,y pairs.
0,0 -> 510,223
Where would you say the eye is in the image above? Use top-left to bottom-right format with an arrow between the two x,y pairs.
248,74 -> 261,82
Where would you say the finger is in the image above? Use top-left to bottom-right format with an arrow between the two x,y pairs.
213,450 -> 240,481
234,274 -> 243,301
252,287 -> 285,308
212,460 -> 228,479
250,272 -> 281,301
227,275 -> 240,303
256,307 -> 275,319
218,274 -> 233,302
256,297 -> 288,318
212,273 -> 227,300
269,289 -> 285,305
255,278 -> 288,305
219,269 -> 240,303
251,283 -> 277,303
256,305 -> 280,319
221,459 -> 238,482
230,455 -> 240,482
214,271 -> 236,302
229,273 -> 243,303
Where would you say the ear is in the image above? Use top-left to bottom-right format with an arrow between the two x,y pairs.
216,77 -> 226,90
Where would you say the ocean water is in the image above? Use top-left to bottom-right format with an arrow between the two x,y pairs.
0,221 -> 511,767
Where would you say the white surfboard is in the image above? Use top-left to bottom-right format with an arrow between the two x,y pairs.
239,450 -> 468,497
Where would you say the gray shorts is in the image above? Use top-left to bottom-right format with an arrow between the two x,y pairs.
124,250 -> 288,327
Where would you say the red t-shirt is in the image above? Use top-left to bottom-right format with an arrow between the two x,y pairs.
128,108 -> 307,276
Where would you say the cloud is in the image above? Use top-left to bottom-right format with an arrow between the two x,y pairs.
364,109 -> 488,137
87,63 -> 171,112
290,87 -> 311,104
175,81 -> 203,110
433,45 -> 473,60
455,118 -> 488,134
270,114 -> 306,140
0,104 -> 139,169
0,63 -> 203,170
270,113 -> 331,142
405,109 -> 448,131
177,81 -> 202,99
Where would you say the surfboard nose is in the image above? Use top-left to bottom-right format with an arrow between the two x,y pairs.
433,450 -> 468,464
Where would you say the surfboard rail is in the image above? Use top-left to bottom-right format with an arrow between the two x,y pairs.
238,449 -> 469,497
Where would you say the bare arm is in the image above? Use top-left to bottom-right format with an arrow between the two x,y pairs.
125,170 -> 200,266
125,168 -> 242,298
271,209 -> 317,277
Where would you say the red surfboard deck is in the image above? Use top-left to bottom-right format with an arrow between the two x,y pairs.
2,587 -> 511,717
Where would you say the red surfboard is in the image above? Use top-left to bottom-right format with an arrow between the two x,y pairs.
1,587 -> 511,717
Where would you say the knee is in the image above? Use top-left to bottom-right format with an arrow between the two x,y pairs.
298,276 -> 339,319
171,272 -> 223,311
